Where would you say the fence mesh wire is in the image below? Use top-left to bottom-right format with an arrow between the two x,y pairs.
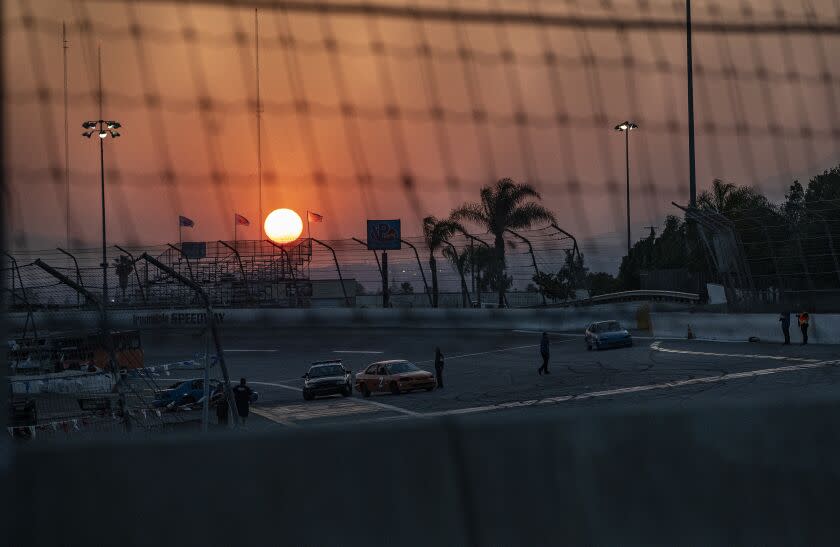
4,0 -> 840,277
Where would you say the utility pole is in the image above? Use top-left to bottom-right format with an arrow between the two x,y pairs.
381,251 -> 389,308
686,0 -> 697,208
255,8 -> 263,239
98,46 -> 107,306
63,22 -> 70,249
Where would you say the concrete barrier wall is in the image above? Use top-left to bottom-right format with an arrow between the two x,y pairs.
6,304 -> 646,333
651,312 -> 840,344
9,399 -> 840,546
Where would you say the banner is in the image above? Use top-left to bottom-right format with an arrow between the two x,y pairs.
366,220 -> 401,250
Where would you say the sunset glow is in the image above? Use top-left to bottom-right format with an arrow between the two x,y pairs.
264,208 -> 303,244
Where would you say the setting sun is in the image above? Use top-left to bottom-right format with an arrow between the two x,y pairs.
264,208 -> 303,244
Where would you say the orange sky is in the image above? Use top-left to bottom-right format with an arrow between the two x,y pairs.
4,0 -> 839,269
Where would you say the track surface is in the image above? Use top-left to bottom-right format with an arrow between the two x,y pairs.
142,328 -> 840,430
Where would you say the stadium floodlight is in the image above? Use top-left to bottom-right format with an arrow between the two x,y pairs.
614,121 -> 638,132
614,120 -> 639,255
81,118 -> 122,308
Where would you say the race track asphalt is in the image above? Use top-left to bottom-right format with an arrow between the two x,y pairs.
140,327 -> 840,430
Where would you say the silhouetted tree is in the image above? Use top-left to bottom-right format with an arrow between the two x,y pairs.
422,216 -> 464,307
442,245 -> 471,307
452,178 -> 555,307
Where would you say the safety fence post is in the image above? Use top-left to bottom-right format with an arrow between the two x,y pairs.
506,229 -> 546,306
400,239 -> 432,307
139,253 -> 239,427
310,238 -> 352,307
114,245 -> 148,306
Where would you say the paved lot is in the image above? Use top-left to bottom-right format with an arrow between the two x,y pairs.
141,327 -> 840,430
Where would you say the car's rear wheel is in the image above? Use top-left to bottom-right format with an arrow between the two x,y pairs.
341,385 -> 351,397
390,381 -> 401,395
303,390 -> 314,401
425,386 -> 434,392
361,384 -> 371,398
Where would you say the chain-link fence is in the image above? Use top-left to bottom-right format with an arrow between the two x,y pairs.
687,193 -> 840,312
5,0 -> 840,274
4,224 -> 583,310
5,254 -> 237,440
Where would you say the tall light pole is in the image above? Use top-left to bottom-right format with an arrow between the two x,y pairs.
686,0 -> 697,208
83,120 -> 121,305
615,121 -> 638,256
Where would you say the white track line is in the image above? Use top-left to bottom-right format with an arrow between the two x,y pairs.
649,341 -> 821,363
332,350 -> 384,354
248,381 -> 420,417
227,349 -> 278,352
512,329 -> 748,343
368,343 -> 840,421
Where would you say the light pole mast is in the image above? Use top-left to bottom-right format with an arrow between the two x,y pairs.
615,121 -> 638,256
100,130 -> 107,304
83,120 -> 121,304
63,22 -> 70,249
686,0 -> 697,207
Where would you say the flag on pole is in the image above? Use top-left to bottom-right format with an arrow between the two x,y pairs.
179,215 -> 195,227
235,213 -> 250,226
307,211 -> 323,223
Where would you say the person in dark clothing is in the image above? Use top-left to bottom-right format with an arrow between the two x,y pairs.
798,312 -> 810,345
779,311 -> 791,345
232,378 -> 253,423
215,395 -> 229,426
538,332 -> 550,375
434,347 -> 445,388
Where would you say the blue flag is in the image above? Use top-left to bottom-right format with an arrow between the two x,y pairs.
179,215 -> 195,228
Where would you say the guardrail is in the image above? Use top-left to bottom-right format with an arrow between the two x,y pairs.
563,290 -> 700,307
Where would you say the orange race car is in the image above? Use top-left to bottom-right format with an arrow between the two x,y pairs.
354,360 -> 436,397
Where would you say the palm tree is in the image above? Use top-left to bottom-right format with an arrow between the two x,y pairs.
452,178 -> 555,306
442,245 -> 471,308
422,216 -> 464,307
698,179 -> 736,213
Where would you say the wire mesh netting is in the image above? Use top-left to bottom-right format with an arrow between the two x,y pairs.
4,0 -> 839,277
4,0 -> 840,443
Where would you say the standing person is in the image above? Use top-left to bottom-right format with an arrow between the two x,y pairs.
232,378 -> 253,424
215,394 -> 229,426
779,311 -> 791,345
798,311 -> 810,345
434,347 -> 445,389
538,332 -> 550,375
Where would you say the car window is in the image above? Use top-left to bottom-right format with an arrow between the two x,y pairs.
310,364 -> 344,377
387,362 -> 419,374
191,380 -> 202,389
365,364 -> 378,374
377,366 -> 387,375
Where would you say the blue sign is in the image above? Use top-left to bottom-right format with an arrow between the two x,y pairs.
367,220 -> 401,250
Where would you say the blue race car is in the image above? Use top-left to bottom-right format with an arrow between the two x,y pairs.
153,378 -> 223,409
585,320 -> 633,351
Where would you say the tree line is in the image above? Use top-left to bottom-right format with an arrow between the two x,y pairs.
421,164 -> 840,306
